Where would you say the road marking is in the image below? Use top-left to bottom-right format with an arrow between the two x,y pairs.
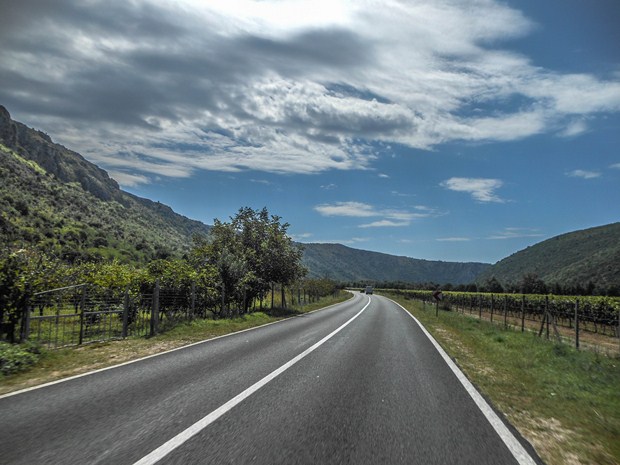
133,296 -> 372,465
391,298 -> 538,465
0,293 -> 357,400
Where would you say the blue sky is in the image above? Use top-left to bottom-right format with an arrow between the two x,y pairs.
1,0 -> 619,263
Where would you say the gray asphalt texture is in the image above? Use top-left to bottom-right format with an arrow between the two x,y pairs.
0,293 -> 541,464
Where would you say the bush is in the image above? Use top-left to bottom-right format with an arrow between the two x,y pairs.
0,342 -> 40,377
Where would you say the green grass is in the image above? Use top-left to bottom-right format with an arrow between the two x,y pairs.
385,292 -> 620,465
0,292 -> 351,396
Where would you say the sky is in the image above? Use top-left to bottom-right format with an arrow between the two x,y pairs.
1,0 -> 619,264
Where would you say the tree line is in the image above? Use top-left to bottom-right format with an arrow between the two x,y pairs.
1,207 -> 342,342
348,272 -> 619,297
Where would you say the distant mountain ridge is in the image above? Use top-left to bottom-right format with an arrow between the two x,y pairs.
476,222 -> 620,292
302,243 -> 490,284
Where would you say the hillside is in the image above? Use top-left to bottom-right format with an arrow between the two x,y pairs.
302,243 -> 490,284
0,105 -> 210,263
476,223 -> 620,291
0,104 -> 518,286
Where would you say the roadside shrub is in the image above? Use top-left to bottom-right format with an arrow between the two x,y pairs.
0,342 -> 40,377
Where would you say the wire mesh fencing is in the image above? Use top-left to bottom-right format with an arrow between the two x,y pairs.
18,282 -> 219,349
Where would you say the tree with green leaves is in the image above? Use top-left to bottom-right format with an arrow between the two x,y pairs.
190,207 -> 307,314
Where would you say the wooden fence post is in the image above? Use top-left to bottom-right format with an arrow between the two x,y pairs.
19,283 -> 32,343
78,285 -> 87,345
151,279 -> 160,336
521,295 -> 525,332
575,299 -> 580,350
503,295 -> 508,329
545,296 -> 550,340
122,287 -> 130,338
617,308 -> 620,354
478,294 -> 482,320
490,294 -> 494,322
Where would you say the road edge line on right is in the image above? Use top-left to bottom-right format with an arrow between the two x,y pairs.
389,297 -> 540,465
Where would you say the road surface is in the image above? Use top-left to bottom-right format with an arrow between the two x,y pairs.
0,292 -> 542,464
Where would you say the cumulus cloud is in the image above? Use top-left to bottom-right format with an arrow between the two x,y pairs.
1,0 -> 619,178
441,177 -> 505,203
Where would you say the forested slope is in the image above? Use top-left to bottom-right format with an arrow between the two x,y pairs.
476,223 -> 620,292
302,243 -> 490,284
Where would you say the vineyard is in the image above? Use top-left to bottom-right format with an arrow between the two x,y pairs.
387,289 -> 620,354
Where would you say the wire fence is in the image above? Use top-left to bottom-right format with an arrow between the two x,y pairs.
7,280 -> 324,349
17,281 -> 218,349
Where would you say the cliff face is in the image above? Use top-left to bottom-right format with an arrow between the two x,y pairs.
0,105 -> 18,148
0,105 -> 122,202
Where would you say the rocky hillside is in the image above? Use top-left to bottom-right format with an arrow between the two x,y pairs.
0,105 -> 210,263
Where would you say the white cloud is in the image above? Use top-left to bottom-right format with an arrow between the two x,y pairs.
314,201 -> 438,227
314,201 -> 377,217
487,228 -> 543,240
566,169 -> 601,179
291,232 -> 313,241
559,119 -> 588,137
441,177 -> 504,203
1,0 -> 619,177
109,171 -> 151,188
436,237 -> 471,242
610,163 -> 620,170
359,220 -> 410,228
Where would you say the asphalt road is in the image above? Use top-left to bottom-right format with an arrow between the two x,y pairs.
0,293 -> 542,464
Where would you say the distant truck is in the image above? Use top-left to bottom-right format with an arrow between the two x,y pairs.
364,286 -> 373,295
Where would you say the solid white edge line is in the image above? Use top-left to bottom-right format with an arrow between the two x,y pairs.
389,297 -> 538,465
132,296 -> 372,465
0,293 -> 358,400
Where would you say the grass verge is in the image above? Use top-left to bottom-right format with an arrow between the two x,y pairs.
0,292 -> 351,396
385,292 -> 620,465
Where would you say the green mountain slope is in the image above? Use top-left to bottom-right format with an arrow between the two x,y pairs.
302,243 -> 490,284
0,104 -> 492,284
0,105 -> 210,263
476,223 -> 620,291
